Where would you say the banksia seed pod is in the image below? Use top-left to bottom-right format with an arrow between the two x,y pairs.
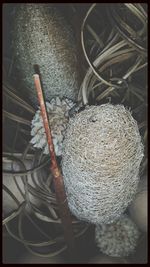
62,104 -> 144,224
12,4 -> 80,106
95,214 -> 140,257
30,97 -> 74,156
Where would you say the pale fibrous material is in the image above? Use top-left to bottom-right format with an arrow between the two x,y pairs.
12,4 -> 80,106
62,104 -> 144,224
95,215 -> 140,257
30,97 -> 74,156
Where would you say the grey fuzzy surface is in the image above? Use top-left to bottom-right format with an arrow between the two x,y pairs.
95,214 -> 140,257
62,104 -> 144,224
12,4 -> 80,106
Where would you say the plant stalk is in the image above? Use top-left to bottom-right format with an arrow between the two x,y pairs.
33,74 -> 76,259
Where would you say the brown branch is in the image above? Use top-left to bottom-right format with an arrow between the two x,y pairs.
33,74 -> 75,259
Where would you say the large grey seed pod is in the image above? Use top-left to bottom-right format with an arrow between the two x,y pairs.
12,4 -> 80,106
62,104 -> 144,224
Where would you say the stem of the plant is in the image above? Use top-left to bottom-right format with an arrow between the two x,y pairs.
33,74 -> 75,259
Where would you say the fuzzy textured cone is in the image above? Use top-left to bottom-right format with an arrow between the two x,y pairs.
62,104 -> 144,224
12,4 -> 80,106
95,214 -> 140,257
30,97 -> 74,156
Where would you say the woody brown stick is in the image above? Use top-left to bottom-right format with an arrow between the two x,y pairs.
33,74 -> 75,258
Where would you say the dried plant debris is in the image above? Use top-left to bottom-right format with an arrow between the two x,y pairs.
3,151 -> 89,258
79,3 -> 147,107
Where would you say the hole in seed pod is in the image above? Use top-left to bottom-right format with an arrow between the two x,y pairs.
89,115 -> 97,122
